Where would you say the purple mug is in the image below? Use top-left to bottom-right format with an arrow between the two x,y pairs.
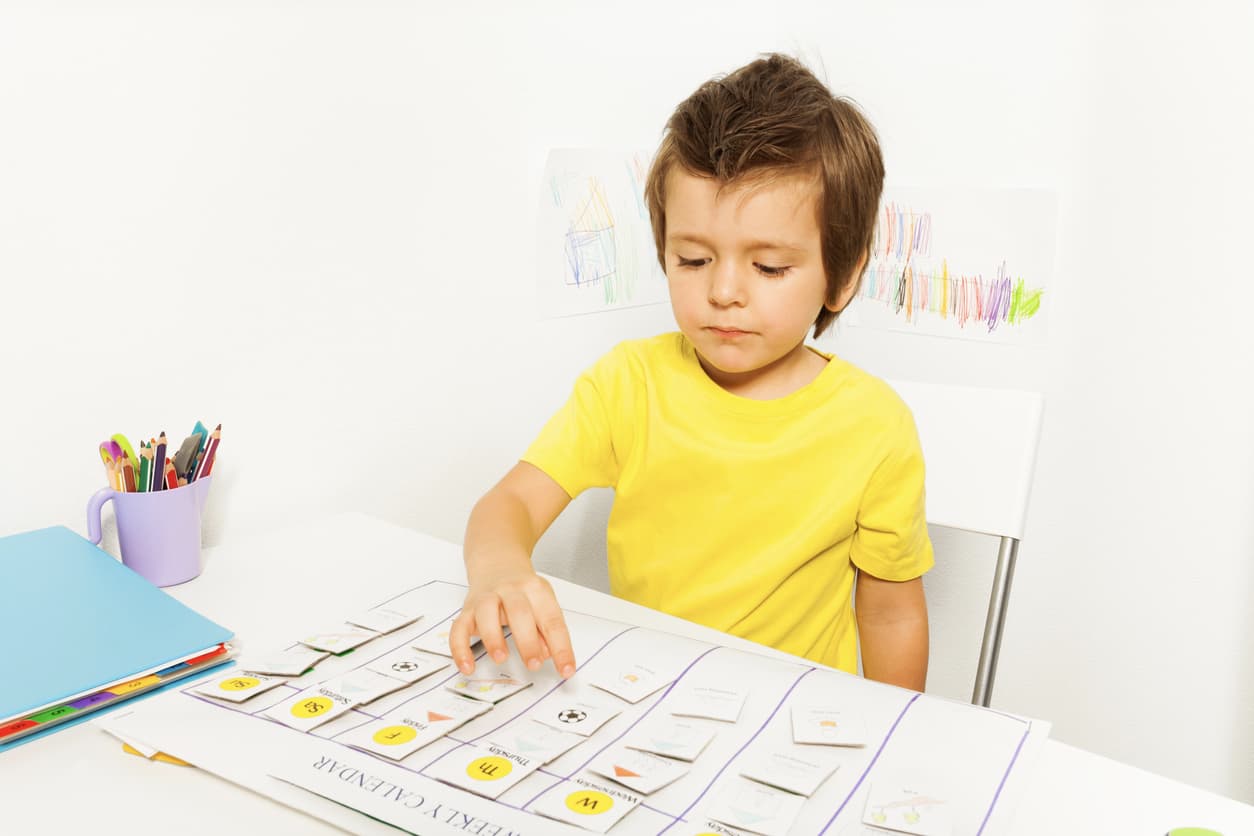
86,476 -> 213,587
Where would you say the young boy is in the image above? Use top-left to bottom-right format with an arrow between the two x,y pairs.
450,54 -> 933,690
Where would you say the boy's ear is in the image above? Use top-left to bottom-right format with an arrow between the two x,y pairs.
824,251 -> 870,313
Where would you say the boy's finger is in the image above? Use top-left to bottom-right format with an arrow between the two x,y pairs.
532,601 -> 576,678
447,611 -> 478,675
475,599 -> 510,664
499,591 -> 544,672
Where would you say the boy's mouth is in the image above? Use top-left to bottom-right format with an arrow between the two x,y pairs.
707,326 -> 751,338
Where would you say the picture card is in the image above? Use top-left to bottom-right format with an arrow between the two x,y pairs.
193,672 -> 288,703
365,646 -> 449,684
738,745 -> 841,797
263,682 -> 357,731
531,694 -> 622,737
335,712 -> 463,761
668,685 -> 747,723
409,624 -> 492,657
486,719 -> 585,765
239,645 -> 329,676
791,705 -> 868,747
397,690 -> 493,734
707,775 -> 806,836
425,743 -> 540,800
862,782 -> 952,836
297,626 -> 378,654
624,716 -> 717,761
587,745 -> 690,795
530,776 -> 642,833
322,668 -> 410,705
445,656 -> 533,704
589,663 -> 669,704
346,605 -> 423,634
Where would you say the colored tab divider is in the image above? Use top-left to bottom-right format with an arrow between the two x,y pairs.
108,675 -> 162,696
1,643 -> 234,745
28,705 -> 77,724
70,691 -> 117,710
183,644 -> 229,667
0,718 -> 39,739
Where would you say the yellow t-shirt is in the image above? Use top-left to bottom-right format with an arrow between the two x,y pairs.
522,332 -> 933,673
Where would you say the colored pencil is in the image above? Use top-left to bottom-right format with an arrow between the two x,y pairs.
138,443 -> 152,493
105,458 -> 120,491
153,432 -> 168,491
120,457 -> 136,492
163,456 -> 178,490
195,424 -> 221,480
98,443 -> 116,488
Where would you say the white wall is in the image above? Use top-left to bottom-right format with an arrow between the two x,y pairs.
2,0 -> 1251,803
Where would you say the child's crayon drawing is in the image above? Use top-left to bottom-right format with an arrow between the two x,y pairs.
537,149 -> 667,318
850,188 -> 1056,344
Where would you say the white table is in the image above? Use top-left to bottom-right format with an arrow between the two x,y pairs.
5,513 -> 1251,835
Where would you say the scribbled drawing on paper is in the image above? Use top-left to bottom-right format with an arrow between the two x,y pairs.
849,189 -> 1056,344
538,149 -> 668,318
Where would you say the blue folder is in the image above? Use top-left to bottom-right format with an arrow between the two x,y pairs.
0,526 -> 234,750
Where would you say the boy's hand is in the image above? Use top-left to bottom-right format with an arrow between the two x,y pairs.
449,568 -> 576,679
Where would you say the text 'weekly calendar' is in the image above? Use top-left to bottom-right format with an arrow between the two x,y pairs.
101,580 -> 1048,835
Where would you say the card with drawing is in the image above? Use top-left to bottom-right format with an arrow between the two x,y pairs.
297,626 -> 378,654
364,646 -> 449,684
239,645 -> 329,677
668,684 -> 747,722
346,606 -> 423,634
589,663 -> 669,704
262,683 -> 357,731
738,745 -> 840,796
194,672 -> 288,703
624,716 -> 717,762
706,775 -> 806,836
862,782 -> 953,836
531,694 -> 622,737
486,719 -> 585,765
791,705 -> 868,747
529,776 -> 642,833
425,742 -> 540,800
587,745 -> 690,795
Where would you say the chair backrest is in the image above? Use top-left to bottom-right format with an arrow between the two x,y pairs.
886,379 -> 1045,706
887,379 -> 1045,540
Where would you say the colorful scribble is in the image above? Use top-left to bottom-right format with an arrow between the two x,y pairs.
860,202 -> 1045,333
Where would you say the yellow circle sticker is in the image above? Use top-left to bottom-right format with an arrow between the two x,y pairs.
219,677 -> 261,691
565,790 -> 613,815
372,725 -> 418,746
290,696 -> 333,718
466,755 -> 513,781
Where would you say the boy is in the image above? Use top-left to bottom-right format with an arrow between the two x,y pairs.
450,54 -> 933,691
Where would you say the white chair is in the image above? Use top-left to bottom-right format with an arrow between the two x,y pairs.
887,379 -> 1045,707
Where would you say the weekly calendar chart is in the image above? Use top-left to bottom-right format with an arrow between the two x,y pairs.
100,580 -> 1048,836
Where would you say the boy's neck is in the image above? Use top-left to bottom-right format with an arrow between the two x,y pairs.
697,342 -> 828,401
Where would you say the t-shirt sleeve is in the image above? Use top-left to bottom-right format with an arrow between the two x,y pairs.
521,349 -> 624,498
850,404 -> 935,581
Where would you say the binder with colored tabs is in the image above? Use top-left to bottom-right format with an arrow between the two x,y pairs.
0,526 -> 235,750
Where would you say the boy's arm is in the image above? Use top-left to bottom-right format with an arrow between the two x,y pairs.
450,461 -> 576,678
855,571 -> 929,691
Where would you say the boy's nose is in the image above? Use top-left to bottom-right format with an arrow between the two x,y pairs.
707,263 -> 747,307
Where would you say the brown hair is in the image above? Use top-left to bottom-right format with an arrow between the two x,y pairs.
644,54 -> 884,337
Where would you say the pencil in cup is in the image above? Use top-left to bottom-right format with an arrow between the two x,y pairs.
192,424 -> 222,481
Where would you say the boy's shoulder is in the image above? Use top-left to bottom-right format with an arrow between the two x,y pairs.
821,353 -> 916,426
592,332 -> 687,376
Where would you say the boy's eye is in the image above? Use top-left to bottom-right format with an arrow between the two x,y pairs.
755,263 -> 791,277
676,256 -> 709,269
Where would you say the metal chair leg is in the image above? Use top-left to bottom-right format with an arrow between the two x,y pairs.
972,537 -> 1021,707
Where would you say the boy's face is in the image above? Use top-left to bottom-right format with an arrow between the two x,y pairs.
663,168 -> 854,393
